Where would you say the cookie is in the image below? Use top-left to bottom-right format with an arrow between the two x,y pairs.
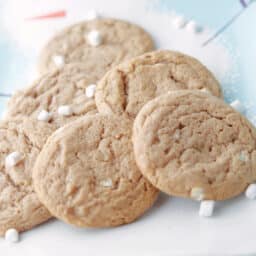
6,63 -> 97,128
133,90 -> 256,201
38,18 -> 155,76
33,114 -> 158,227
0,118 -> 54,235
95,50 -> 222,119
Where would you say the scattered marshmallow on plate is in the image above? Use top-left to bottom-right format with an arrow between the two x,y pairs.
199,200 -> 215,217
245,184 -> 256,199
186,20 -> 202,33
172,15 -> 186,29
5,228 -> 19,243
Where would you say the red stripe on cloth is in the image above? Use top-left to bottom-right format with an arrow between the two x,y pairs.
25,10 -> 66,21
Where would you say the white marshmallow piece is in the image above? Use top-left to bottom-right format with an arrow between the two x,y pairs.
100,178 -> 113,187
230,100 -> 245,113
191,187 -> 204,201
186,20 -> 202,33
5,152 -> 23,168
245,183 -> 256,199
57,105 -> 73,116
37,110 -> 51,122
87,30 -> 102,46
86,9 -> 99,20
172,15 -> 186,29
52,55 -> 65,68
85,84 -> 96,98
5,228 -> 19,243
199,200 -> 215,217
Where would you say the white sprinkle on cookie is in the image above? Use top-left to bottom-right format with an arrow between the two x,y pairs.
86,84 -> 96,98
87,30 -> 102,46
100,178 -> 113,187
5,152 -> 23,168
52,55 -> 65,68
37,110 -> 51,122
58,105 -> 73,116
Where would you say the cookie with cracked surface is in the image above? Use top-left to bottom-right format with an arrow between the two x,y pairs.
33,114 -> 158,227
95,50 -> 222,119
6,63 -> 98,128
0,118 -> 54,236
133,90 -> 256,201
38,18 -> 155,76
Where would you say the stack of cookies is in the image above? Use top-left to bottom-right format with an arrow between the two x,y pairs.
1,17 -> 256,242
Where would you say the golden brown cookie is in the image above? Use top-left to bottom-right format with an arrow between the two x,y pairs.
33,114 -> 158,227
95,50 -> 222,119
0,118 -> 53,236
133,90 -> 256,201
6,63 -> 97,128
38,18 -> 155,76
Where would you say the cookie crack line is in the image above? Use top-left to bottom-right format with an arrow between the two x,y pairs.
140,99 -> 253,148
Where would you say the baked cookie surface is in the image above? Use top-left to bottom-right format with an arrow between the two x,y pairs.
38,18 -> 154,76
33,114 -> 158,227
133,90 -> 256,200
0,118 -> 53,236
6,63 -> 97,128
95,50 -> 222,119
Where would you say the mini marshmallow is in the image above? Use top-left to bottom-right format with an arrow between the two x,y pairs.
86,9 -> 99,20
172,16 -> 186,29
100,178 -> 113,187
5,228 -> 19,243
87,30 -> 102,46
186,20 -> 202,33
199,200 -> 215,217
85,84 -> 96,98
57,105 -> 73,116
52,55 -> 65,68
245,183 -> 256,199
37,110 -> 51,122
230,100 -> 245,113
5,152 -> 23,168
191,187 -> 204,201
